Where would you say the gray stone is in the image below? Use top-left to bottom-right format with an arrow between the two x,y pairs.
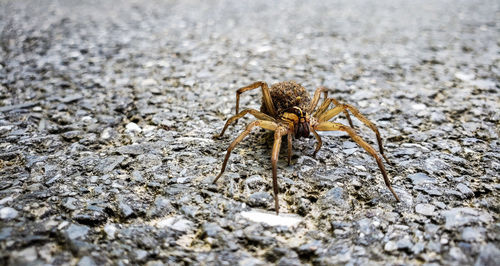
73,209 -> 108,225
239,257 -> 266,266
0,227 -> 12,240
415,203 -> 436,216
441,208 -> 493,229
118,201 -> 134,218
396,237 -> 413,250
456,183 -> 474,198
318,187 -> 350,210
0,207 -> 18,220
104,224 -> 117,239
9,247 -> 38,264
411,242 -> 425,254
247,192 -> 273,208
62,197 -> 79,211
157,216 -> 195,233
384,241 -> 397,252
297,240 -> 322,256
66,224 -> 90,240
244,175 -> 265,189
202,223 -> 222,238
134,249 -> 148,261
408,173 -> 436,185
449,247 -> 468,263
461,227 -> 486,242
475,243 -> 500,266
77,256 -> 97,266
95,156 -> 125,174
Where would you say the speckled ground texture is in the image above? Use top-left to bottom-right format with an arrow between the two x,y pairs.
0,0 -> 499,265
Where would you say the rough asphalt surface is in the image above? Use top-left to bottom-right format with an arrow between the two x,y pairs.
1,0 -> 499,265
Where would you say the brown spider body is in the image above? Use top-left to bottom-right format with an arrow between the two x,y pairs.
262,81 -> 313,139
213,81 -> 400,215
261,81 -> 311,116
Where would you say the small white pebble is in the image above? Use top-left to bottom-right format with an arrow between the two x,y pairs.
126,122 -> 142,133
384,241 -> 397,252
454,72 -> 475,81
241,210 -> 302,227
81,116 -> 93,123
104,224 -> 117,239
0,207 -> 18,220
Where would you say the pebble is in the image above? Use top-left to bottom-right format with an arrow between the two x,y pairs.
408,173 -> 436,185
125,122 -> 142,133
0,207 -> 18,220
456,183 -> 474,198
202,223 -> 222,238
297,240 -> 322,256
0,227 -> 12,240
247,192 -> 273,208
10,247 -> 38,264
104,224 -> 117,239
441,208 -> 493,229
454,72 -> 475,81
66,224 -> 90,240
62,197 -> 79,211
384,241 -> 397,252
77,256 -> 97,266
415,203 -> 436,216
134,249 -> 148,261
448,247 -> 468,262
240,210 -> 302,227
118,201 -> 134,218
156,216 -> 195,233
475,243 -> 500,266
318,187 -> 350,210
461,227 -> 485,242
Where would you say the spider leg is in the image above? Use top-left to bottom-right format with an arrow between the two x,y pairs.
314,121 -> 400,202
236,81 -> 276,117
307,87 -> 328,113
214,120 -> 278,184
311,127 -> 323,157
314,98 -> 354,128
317,103 -> 390,164
287,132 -> 292,165
271,127 -> 288,214
215,108 -> 275,138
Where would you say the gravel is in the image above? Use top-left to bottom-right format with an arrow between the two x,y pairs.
0,0 -> 499,264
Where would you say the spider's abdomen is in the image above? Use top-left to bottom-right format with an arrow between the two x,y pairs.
261,81 -> 311,117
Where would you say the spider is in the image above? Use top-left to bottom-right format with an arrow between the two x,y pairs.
213,81 -> 400,214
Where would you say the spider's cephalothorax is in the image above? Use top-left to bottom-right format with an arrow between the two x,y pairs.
282,107 -> 310,138
213,81 -> 400,214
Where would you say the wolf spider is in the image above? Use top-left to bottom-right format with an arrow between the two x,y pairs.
213,81 -> 400,214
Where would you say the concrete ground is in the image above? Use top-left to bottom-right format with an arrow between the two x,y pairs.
0,0 -> 499,265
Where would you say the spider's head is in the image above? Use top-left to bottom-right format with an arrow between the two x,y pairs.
282,107 -> 310,138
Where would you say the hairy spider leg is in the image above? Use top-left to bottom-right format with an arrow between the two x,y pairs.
308,87 -> 328,113
271,127 -> 288,214
317,104 -> 390,164
213,120 -> 279,184
314,121 -> 400,202
235,81 -> 276,117
314,97 -> 354,128
310,127 -> 323,157
215,109 -> 275,138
